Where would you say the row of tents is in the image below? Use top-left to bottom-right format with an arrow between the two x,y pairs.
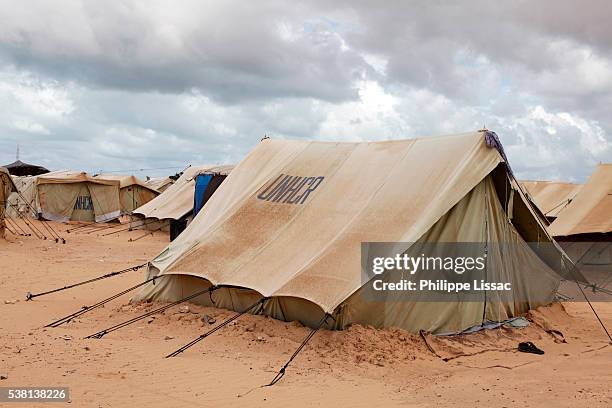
1,164 -> 234,241
5,171 -> 162,222
3,131 -> 610,335
4,138 -> 608,250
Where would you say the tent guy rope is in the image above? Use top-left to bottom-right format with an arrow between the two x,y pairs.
45,276 -> 158,328
26,262 -> 148,301
85,286 -> 219,339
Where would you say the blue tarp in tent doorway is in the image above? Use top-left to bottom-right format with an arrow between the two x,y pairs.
194,174 -> 213,217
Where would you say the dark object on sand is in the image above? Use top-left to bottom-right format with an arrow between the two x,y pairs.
518,341 -> 544,355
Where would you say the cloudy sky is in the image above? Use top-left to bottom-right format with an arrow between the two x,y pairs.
0,1 -> 610,181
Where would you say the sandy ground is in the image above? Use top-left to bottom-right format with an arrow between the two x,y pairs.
1,219 -> 611,408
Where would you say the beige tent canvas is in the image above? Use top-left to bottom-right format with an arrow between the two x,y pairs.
521,180 -> 582,221
1,167 -> 17,238
7,170 -> 87,219
94,174 -> 159,215
133,131 -> 581,334
36,171 -> 121,222
5,174 -> 38,218
549,164 -> 612,238
133,165 -> 233,222
144,177 -> 174,193
548,164 -> 612,271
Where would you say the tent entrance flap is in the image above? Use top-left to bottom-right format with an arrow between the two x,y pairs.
194,174 -> 213,216
194,173 -> 228,217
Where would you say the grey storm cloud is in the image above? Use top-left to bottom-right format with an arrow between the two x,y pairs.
0,0 -> 368,103
0,0 -> 610,181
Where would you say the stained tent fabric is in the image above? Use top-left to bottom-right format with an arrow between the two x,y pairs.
1,167 -> 17,238
133,132 -> 579,334
549,164 -> 612,237
144,177 -> 174,192
521,180 -> 582,220
133,165 -> 233,221
36,171 -> 121,222
94,174 -> 159,214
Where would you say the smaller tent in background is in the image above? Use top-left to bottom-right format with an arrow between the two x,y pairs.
3,160 -> 49,176
0,167 -> 17,238
549,164 -> 611,285
36,171 -> 121,222
521,180 -> 582,222
94,174 -> 159,216
6,170 -> 84,219
144,176 -> 174,193
549,164 -> 612,239
133,165 -> 233,240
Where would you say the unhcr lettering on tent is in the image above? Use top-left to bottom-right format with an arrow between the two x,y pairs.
257,174 -> 324,204
74,195 -> 93,211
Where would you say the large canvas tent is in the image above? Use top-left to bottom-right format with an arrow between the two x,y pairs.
94,174 -> 159,215
548,164 -> 612,271
36,171 -> 121,222
133,132 -> 581,334
521,180 -> 582,222
1,167 -> 17,238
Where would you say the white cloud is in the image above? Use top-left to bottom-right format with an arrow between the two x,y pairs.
0,69 -> 75,117
12,118 -> 49,134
